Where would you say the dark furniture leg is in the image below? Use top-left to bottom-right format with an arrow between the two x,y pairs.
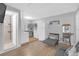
69,37 -> 71,46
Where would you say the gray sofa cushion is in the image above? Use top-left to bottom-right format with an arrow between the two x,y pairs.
43,38 -> 58,46
55,48 -> 68,56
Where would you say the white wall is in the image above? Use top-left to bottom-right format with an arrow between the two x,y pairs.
21,19 -> 30,44
0,24 -> 3,51
34,20 -> 45,41
33,11 -> 76,45
76,10 -> 79,43
45,19 -> 61,40
39,11 -> 76,45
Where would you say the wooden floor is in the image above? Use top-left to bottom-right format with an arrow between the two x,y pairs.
0,40 -> 71,56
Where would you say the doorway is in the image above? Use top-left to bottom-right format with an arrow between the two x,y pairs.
27,23 -> 38,42
3,10 -> 19,50
28,23 -> 34,42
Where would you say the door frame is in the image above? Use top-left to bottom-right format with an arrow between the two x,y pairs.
0,10 -> 20,54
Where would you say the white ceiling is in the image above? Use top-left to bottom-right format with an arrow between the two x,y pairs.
6,3 -> 79,19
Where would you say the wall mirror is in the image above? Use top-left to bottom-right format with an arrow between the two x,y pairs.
62,24 -> 71,33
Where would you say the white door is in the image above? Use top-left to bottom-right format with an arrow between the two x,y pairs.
4,15 -> 12,44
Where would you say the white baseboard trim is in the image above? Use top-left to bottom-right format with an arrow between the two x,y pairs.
0,45 -> 21,54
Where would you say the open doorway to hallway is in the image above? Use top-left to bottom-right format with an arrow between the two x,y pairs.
21,20 -> 38,45
28,23 -> 38,42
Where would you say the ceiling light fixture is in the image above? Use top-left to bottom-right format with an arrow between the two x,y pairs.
24,16 -> 33,20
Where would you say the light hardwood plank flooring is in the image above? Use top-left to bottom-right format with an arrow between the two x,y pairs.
0,40 -> 71,56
